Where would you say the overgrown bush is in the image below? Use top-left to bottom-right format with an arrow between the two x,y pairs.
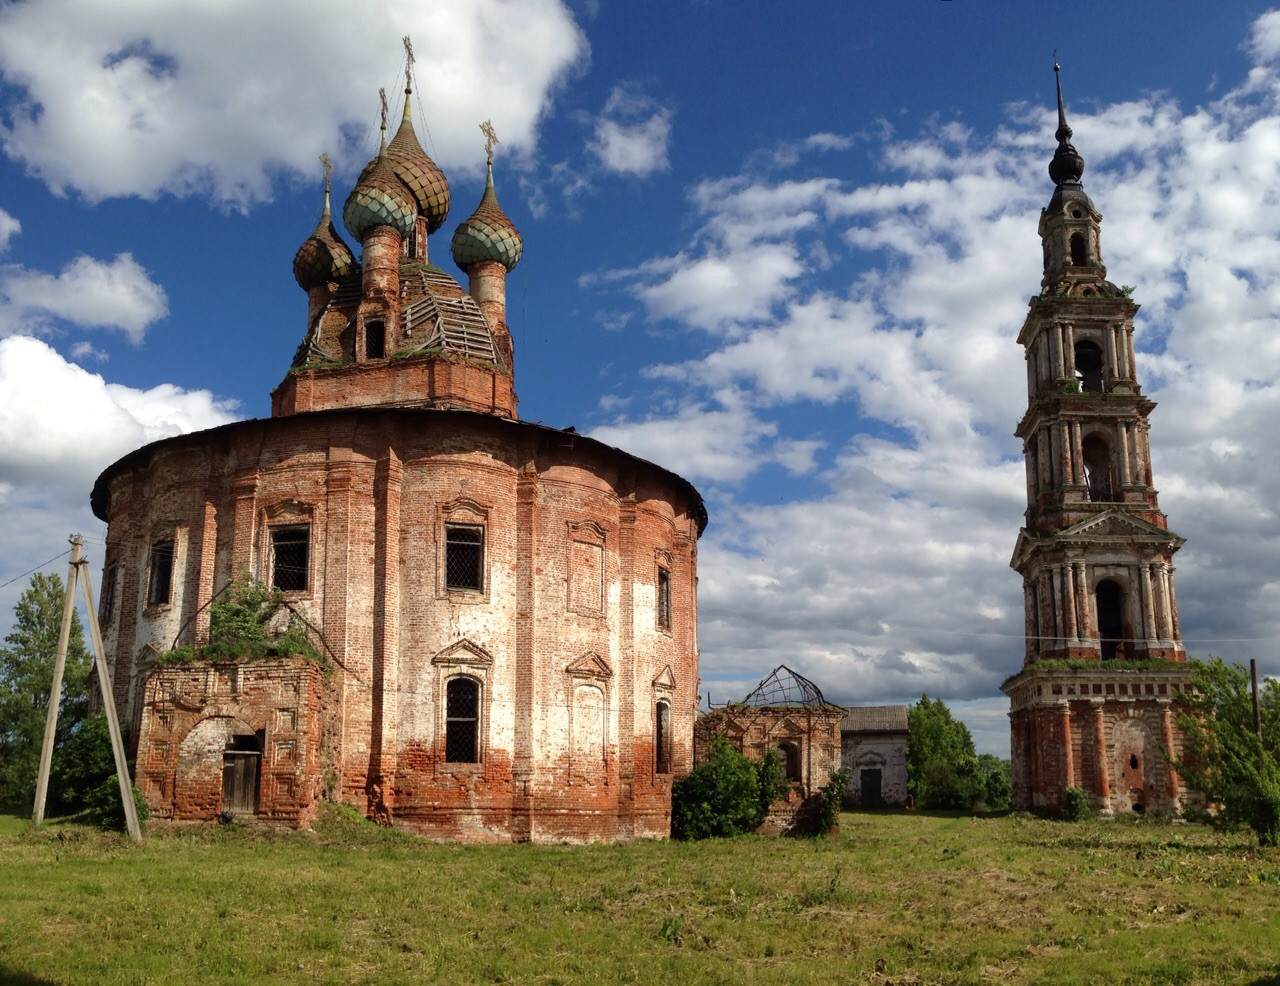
49,713 -> 114,814
814,768 -> 851,836
1062,786 -> 1092,822
86,774 -> 149,831
671,737 -> 765,840
160,571 -> 320,665
754,746 -> 788,822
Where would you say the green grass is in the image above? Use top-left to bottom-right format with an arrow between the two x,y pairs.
1,806 -> 1279,984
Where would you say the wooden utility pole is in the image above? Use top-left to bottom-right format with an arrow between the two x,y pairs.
32,534 -> 142,842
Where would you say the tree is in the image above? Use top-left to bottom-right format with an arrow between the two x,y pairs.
0,573 -> 92,810
907,694 -> 985,810
1174,657 -> 1280,847
977,753 -> 1012,811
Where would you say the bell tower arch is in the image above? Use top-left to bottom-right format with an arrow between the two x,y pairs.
1002,66 -> 1192,817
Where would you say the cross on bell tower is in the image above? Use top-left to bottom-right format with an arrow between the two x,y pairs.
1002,66 -> 1192,817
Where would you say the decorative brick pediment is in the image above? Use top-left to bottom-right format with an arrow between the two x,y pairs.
431,638 -> 494,667
652,665 -> 676,692
566,651 -> 612,681
1061,509 -> 1181,543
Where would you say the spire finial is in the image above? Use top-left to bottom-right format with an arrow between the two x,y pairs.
480,119 -> 499,166
320,152 -> 334,196
1047,60 -> 1084,186
378,87 -> 388,152
403,35 -> 415,95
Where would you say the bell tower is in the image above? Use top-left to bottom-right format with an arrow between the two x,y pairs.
1002,66 -> 1192,816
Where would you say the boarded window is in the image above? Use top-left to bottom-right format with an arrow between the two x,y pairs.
446,525 -> 483,592
446,677 -> 480,763
657,567 -> 671,630
147,540 -> 174,606
655,701 -> 671,774
270,525 -> 310,592
570,540 -> 604,614
98,563 -> 117,626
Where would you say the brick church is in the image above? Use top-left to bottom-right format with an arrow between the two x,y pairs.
89,68 -> 705,842
1003,68 -> 1191,816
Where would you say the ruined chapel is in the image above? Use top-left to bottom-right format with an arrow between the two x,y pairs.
1003,68 -> 1192,816
88,71 -> 705,842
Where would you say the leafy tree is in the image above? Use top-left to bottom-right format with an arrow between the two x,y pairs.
0,573 -> 92,810
977,753 -> 1012,811
907,694 -> 985,810
1174,657 -> 1280,847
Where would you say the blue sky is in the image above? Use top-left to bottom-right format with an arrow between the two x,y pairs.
2,1 -> 1279,755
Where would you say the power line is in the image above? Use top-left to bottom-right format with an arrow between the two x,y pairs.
0,549 -> 73,590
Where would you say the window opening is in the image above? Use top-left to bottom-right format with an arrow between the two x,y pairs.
1082,435 -> 1115,502
1070,233 -> 1088,266
270,525 -> 310,592
1074,341 -> 1104,393
146,539 -> 174,606
99,563 -> 117,627
778,742 -> 801,782
445,525 -> 484,591
657,566 -> 671,630
445,677 -> 480,763
655,701 -> 671,774
1096,579 -> 1124,659
365,319 -> 386,360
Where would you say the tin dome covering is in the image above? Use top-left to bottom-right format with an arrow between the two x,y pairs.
342,152 -> 418,241
385,90 -> 451,233
451,162 -> 523,271
293,189 -> 354,290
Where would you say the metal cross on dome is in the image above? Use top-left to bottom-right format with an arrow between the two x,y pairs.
480,119 -> 499,165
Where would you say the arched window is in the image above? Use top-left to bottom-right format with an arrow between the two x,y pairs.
1096,579 -> 1125,660
778,742 -> 801,783
1082,435 -> 1115,502
1074,341 -> 1104,393
1070,233 -> 1088,266
655,701 -> 671,774
445,677 -> 480,763
364,319 -> 386,360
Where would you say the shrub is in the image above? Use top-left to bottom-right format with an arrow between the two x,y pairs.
49,713 -> 115,814
86,775 -> 150,831
814,768 -> 851,836
1062,786 -> 1092,822
754,746 -> 788,822
671,737 -> 763,840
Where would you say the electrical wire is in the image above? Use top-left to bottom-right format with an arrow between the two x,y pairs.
0,549 -> 72,590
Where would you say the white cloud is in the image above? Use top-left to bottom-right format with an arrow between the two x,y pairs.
588,85 -> 672,177
0,0 -> 588,206
0,253 -> 168,342
0,208 -> 18,252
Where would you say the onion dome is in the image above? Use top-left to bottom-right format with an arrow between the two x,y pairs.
451,160 -> 523,271
342,151 -> 417,242
385,87 -> 451,233
293,185 -> 354,291
1047,63 -> 1085,186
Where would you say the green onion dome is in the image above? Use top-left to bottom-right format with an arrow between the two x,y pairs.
451,161 -> 523,272
293,188 -> 354,290
385,89 -> 451,233
342,151 -> 417,242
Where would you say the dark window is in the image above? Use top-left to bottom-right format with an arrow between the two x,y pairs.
657,567 -> 671,630
1097,579 -> 1124,660
1082,435 -> 1115,502
365,319 -> 385,360
146,540 -> 174,606
1070,232 -> 1088,266
445,677 -> 480,763
98,563 -> 117,626
270,525 -> 310,592
445,525 -> 484,591
655,701 -> 671,774
1074,341 -> 1104,393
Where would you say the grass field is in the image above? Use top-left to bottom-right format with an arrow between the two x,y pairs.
1,806 -> 1278,985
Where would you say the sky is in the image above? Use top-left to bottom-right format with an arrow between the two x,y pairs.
2,0 -> 1279,757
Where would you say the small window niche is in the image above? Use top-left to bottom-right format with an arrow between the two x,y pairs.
656,566 -> 672,631
146,539 -> 174,607
364,319 -> 386,360
270,525 -> 310,592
